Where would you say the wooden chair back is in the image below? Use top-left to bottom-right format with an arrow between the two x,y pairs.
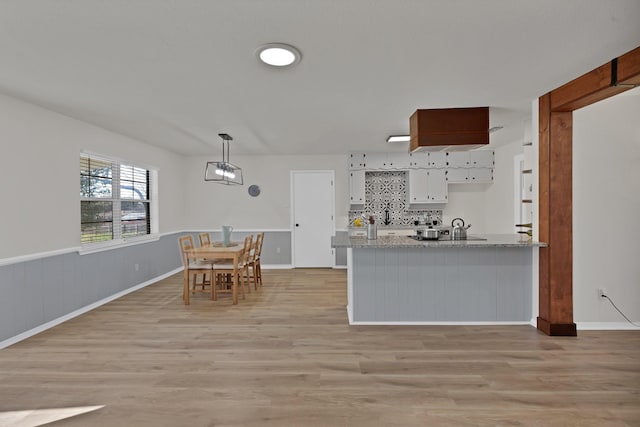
255,232 -> 264,258
178,235 -> 195,267
199,232 -> 211,247
241,235 -> 253,264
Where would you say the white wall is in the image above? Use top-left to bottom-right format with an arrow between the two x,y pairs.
183,145 -> 525,235
443,139 -> 525,233
443,184 -> 489,231
183,154 -> 349,230
573,91 -> 640,324
185,146 -> 522,233
0,93 -> 186,259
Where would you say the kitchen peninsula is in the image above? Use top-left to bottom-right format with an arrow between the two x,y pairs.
332,234 -> 546,325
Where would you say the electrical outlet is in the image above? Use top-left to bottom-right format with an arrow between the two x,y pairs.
135,263 -> 140,271
597,288 -> 607,299
276,247 -> 281,254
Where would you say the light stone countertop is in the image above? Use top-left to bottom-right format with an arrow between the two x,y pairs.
348,224 -> 448,230
331,234 -> 547,248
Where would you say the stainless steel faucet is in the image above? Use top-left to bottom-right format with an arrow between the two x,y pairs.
384,202 -> 391,225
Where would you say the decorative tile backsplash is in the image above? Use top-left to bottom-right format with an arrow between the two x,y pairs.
348,171 -> 442,226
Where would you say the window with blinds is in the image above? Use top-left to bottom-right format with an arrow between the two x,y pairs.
80,153 -> 153,245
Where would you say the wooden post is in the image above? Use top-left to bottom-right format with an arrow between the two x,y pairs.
536,45 -> 640,336
537,95 -> 576,336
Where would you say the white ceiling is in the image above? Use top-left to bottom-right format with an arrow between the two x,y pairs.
1,1 -> 639,156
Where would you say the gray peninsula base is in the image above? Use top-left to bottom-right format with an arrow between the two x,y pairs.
333,235 -> 544,325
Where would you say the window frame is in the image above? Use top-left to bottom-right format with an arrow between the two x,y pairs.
80,151 -> 159,253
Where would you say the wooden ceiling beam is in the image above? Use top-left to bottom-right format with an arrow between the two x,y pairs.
616,46 -> 640,85
550,46 -> 640,112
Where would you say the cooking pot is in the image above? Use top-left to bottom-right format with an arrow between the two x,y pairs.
417,226 -> 440,240
451,218 -> 471,240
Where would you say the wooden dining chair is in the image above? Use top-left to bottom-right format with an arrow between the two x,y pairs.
214,235 -> 253,300
178,235 -> 215,302
248,232 -> 264,289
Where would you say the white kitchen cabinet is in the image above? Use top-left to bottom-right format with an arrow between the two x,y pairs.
446,168 -> 493,183
469,150 -> 494,168
409,169 -> 429,203
365,153 -> 386,169
408,152 -> 428,168
385,152 -> 410,169
350,150 -> 493,171
445,168 -> 469,183
408,169 -> 448,204
349,170 -> 365,205
349,153 -> 367,170
445,150 -> 494,168
468,167 -> 493,183
428,169 -> 448,202
366,152 -> 409,169
445,151 -> 470,168
427,152 -> 447,168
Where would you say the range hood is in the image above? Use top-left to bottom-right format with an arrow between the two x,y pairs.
409,107 -> 489,152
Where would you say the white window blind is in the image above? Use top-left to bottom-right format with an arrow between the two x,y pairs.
80,153 -> 155,246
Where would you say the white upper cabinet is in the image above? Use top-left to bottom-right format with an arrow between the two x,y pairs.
408,169 -> 429,203
427,169 -> 448,202
349,170 -> 365,205
468,167 -> 493,183
469,150 -> 494,168
445,152 -> 470,168
408,152 -> 428,168
445,168 -> 470,183
350,150 -> 493,170
349,153 -> 367,170
365,153 -> 386,169
444,150 -> 494,169
427,152 -> 447,168
408,169 -> 448,204
446,168 -> 493,183
385,152 -> 410,169
366,152 -> 409,169
348,150 -> 493,189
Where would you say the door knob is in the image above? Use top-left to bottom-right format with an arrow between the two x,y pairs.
296,223 -> 300,227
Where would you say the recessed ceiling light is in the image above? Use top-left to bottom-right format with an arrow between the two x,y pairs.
386,135 -> 410,143
256,43 -> 302,67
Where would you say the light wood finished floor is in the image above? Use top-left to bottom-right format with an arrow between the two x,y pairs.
1,269 -> 639,426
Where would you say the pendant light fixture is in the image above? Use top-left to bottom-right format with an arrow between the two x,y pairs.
204,133 -> 243,185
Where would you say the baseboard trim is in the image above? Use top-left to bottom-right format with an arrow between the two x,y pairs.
261,264 -> 293,270
347,321 -> 533,326
0,267 -> 183,350
333,265 -> 347,269
577,322 -> 640,330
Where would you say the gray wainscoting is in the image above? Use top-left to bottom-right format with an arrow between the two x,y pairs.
0,233 -> 186,344
334,230 -> 348,267
352,247 -> 532,322
206,230 -> 292,265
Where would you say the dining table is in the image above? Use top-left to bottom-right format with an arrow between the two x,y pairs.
185,241 -> 245,305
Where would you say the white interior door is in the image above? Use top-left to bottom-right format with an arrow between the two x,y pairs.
291,171 -> 335,267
